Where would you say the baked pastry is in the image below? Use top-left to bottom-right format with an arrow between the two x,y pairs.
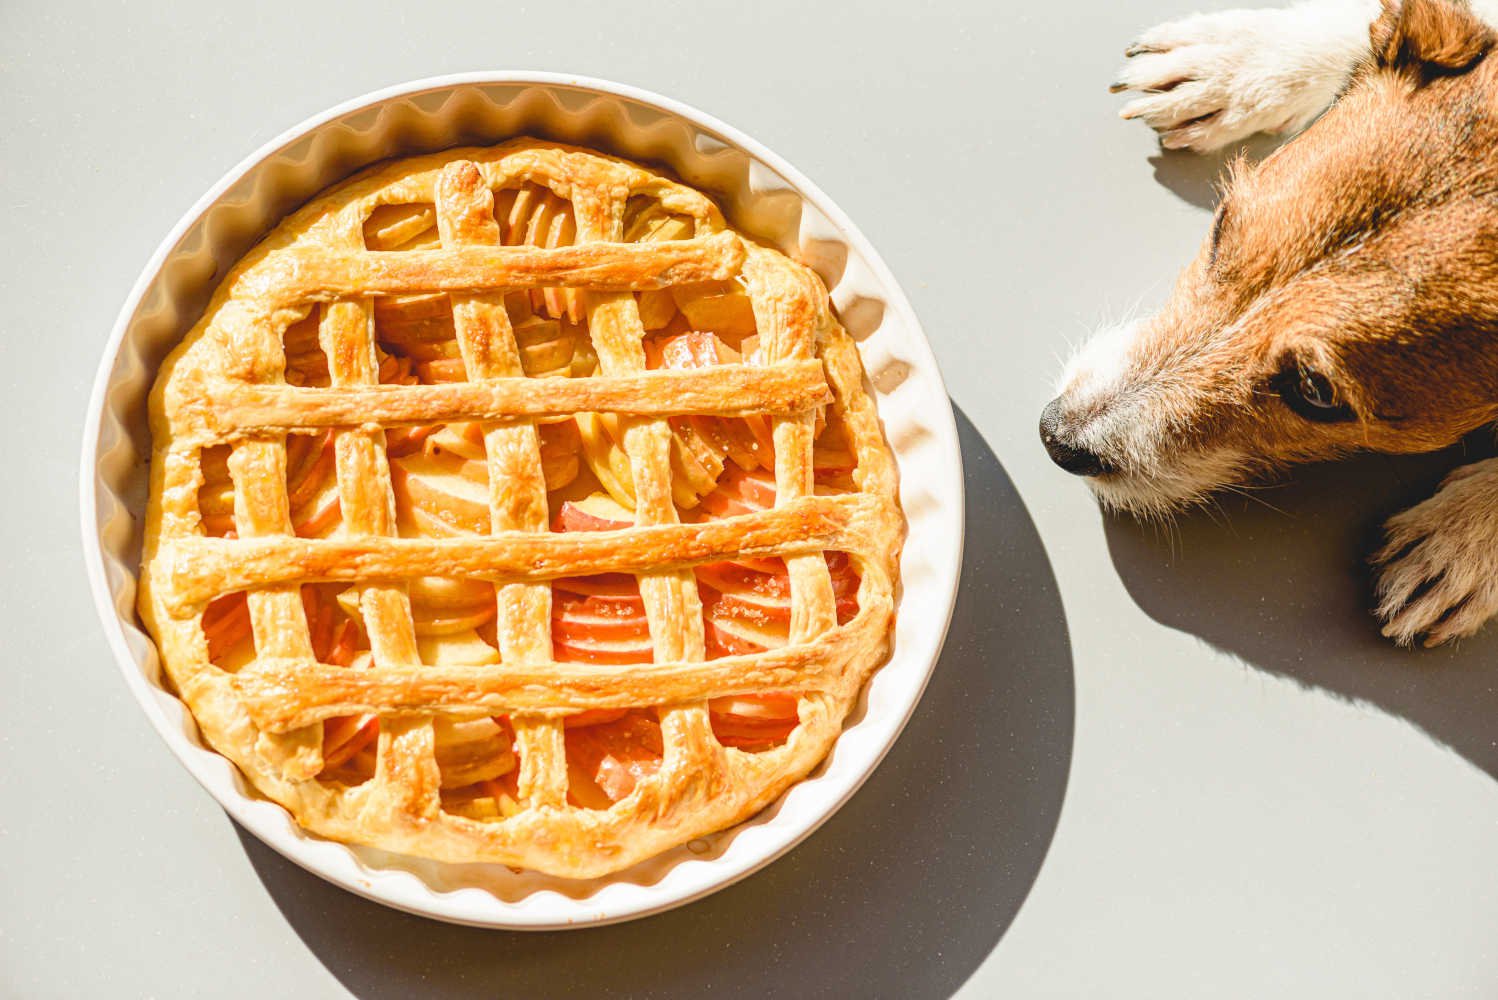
138,139 -> 902,878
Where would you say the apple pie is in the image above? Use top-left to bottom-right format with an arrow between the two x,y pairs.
137,139 -> 903,878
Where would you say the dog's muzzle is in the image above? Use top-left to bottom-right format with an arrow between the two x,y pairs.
1039,397 -> 1110,477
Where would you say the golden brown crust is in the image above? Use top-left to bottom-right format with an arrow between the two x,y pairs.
138,138 -> 903,879
187,362 -> 830,439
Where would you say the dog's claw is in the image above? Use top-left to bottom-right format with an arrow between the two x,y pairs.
1372,458 -> 1498,649
1423,597 -> 1483,648
1160,122 -> 1217,151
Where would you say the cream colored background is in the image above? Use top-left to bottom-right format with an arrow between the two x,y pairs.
7,0 -> 1498,996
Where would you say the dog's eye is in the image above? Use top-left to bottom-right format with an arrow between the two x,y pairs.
1272,364 -> 1355,423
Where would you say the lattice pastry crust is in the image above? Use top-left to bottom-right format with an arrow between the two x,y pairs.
138,139 -> 903,878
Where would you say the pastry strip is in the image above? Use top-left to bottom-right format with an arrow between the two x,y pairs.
255,232 -> 743,308
162,493 -> 881,613
191,361 -> 829,439
319,289 -> 438,823
435,161 -> 566,809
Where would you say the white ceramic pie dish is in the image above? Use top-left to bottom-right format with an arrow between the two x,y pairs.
81,73 -> 963,929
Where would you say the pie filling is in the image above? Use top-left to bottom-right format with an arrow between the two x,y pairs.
194,187 -> 864,815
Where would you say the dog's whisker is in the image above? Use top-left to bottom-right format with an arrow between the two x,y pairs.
1220,484 -> 1292,518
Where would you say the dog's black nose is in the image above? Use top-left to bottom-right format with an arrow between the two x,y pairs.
1039,398 -> 1109,477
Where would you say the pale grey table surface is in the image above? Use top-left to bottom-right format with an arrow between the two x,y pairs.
8,0 -> 1498,996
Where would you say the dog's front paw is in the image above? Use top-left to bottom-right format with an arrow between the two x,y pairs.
1113,4 -> 1374,153
1374,458 -> 1498,647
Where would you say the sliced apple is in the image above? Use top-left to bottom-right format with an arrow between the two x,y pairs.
657,329 -> 734,368
417,630 -> 502,666
500,185 -> 542,245
200,512 -> 236,537
697,561 -> 789,600
513,316 -> 576,375
577,410 -> 711,510
381,354 -> 420,385
725,465 -> 777,509
537,420 -> 581,491
419,419 -> 579,493
743,412 -> 776,464
704,612 -> 789,658
709,691 -> 800,750
555,491 -> 633,532
699,585 -> 790,625
425,423 -> 485,462
324,621 -> 358,667
526,193 -> 575,321
372,290 -> 449,326
813,451 -> 857,483
414,606 -> 497,637
285,349 -> 331,387
565,714 -> 664,803
709,692 -> 799,720
333,586 -> 361,627
564,758 -> 617,810
636,288 -> 677,329
549,506 -> 652,663
323,715 -> 378,770
409,575 -> 493,612
433,717 -> 515,788
416,357 -> 468,383
283,311 -> 320,351
553,631 -> 654,665
385,424 -> 440,458
197,445 -> 235,531
686,414 -> 749,471
552,573 -> 644,602
406,503 -> 471,539
553,591 -> 651,641
593,749 -> 659,802
724,415 -> 774,471
710,713 -> 798,751
671,282 -> 758,339
624,204 -> 694,244
302,587 -> 334,654
292,486 -> 341,538
301,587 -> 361,665
496,184 -> 584,324
390,453 -> 490,534
286,431 -> 336,509
574,411 -> 636,509
646,332 -> 774,473
697,489 -> 757,519
363,205 -> 437,251
700,555 -> 858,626
202,593 -> 252,663
389,336 -> 458,363
668,418 -> 726,501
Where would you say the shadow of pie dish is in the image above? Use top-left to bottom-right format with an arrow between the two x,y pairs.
85,76 -> 962,927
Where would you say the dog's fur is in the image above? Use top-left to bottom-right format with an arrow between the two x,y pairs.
1046,0 -> 1498,645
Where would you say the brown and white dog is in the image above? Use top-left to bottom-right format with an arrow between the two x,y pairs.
1042,0 -> 1498,645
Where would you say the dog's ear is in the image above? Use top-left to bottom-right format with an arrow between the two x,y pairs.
1373,0 -> 1495,75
